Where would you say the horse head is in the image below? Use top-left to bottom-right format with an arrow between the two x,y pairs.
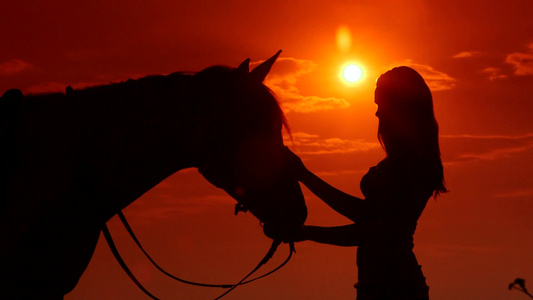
192,51 -> 307,241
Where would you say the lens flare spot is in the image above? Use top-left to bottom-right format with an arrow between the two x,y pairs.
336,25 -> 352,53
342,64 -> 363,83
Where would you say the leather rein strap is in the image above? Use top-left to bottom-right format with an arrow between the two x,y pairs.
102,224 -> 159,299
103,211 -> 295,299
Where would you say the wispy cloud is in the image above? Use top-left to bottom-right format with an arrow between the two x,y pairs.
458,144 -> 533,161
419,244 -> 503,257
441,133 -> 533,140
281,95 -> 350,113
480,67 -> 508,80
391,59 -> 456,91
441,133 -> 533,163
0,59 -> 33,76
452,51 -> 484,58
129,194 -> 232,219
253,57 -> 350,113
493,189 -> 533,199
286,132 -> 380,155
25,82 -> 67,94
506,43 -> 533,76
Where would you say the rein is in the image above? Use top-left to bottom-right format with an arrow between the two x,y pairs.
103,211 -> 295,299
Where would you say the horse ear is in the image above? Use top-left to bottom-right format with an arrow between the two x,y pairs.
237,58 -> 251,74
250,50 -> 282,83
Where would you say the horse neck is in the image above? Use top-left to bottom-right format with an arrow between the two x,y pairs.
79,75 -> 207,216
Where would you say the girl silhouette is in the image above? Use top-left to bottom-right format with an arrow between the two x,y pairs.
285,66 -> 447,300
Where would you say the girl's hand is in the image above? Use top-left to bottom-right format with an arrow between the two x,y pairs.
283,225 -> 309,243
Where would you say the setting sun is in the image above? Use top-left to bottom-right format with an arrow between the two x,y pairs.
342,64 -> 363,83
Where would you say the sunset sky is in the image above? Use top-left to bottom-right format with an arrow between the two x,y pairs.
2,0 -> 532,299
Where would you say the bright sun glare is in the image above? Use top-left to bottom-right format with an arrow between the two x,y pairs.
342,64 -> 363,83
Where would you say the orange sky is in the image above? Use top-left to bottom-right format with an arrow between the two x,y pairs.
2,1 -> 532,299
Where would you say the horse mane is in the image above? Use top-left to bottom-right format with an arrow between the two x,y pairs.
19,72 -> 192,107
79,72 -> 193,95
265,85 -> 292,139
69,72 -> 194,108
17,66 -> 290,139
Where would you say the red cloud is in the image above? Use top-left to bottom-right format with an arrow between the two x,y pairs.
0,59 -> 33,76
286,132 -> 380,155
480,67 -> 508,81
253,57 -> 350,113
506,43 -> 533,75
452,51 -> 483,58
441,133 -> 533,163
390,59 -> 456,91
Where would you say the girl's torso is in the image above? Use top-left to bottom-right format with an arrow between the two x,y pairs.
356,158 -> 432,299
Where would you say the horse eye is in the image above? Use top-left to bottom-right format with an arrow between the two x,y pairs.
234,186 -> 246,197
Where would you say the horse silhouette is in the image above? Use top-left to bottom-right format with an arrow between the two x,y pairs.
0,51 -> 307,299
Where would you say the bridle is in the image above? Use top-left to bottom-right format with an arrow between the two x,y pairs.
103,209 -> 295,299
102,58 -> 299,297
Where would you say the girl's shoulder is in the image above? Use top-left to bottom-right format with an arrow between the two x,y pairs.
366,157 -> 427,190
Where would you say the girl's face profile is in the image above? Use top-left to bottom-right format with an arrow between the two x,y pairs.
374,87 -> 391,120
374,87 -> 381,118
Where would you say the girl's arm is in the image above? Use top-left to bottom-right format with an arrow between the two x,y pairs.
284,147 -> 366,222
298,224 -> 361,246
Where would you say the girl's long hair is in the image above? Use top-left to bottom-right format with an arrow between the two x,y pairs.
376,66 -> 447,197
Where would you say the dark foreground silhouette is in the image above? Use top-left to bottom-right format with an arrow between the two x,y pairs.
0,51 -> 307,299
284,66 -> 447,300
509,278 -> 533,298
